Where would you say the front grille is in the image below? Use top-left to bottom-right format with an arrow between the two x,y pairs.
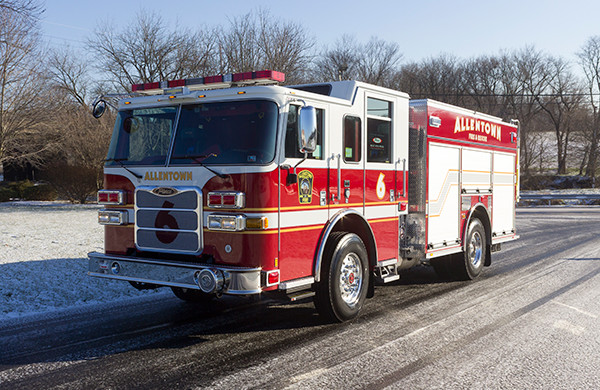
135,186 -> 203,254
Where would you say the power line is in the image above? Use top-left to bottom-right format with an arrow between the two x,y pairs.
44,34 -> 86,46
408,92 -> 600,98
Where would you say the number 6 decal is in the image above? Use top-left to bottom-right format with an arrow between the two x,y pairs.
376,172 -> 386,200
155,200 -> 179,244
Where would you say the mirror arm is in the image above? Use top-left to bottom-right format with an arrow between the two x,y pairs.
284,153 -> 307,186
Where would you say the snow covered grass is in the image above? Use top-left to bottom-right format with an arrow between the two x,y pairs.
0,202 -> 159,322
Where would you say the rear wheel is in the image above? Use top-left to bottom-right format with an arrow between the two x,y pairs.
314,232 -> 369,322
453,218 -> 486,280
171,287 -> 214,303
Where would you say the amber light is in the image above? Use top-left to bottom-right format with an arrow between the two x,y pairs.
246,217 -> 268,230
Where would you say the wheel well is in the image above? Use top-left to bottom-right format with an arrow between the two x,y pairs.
330,214 -> 377,269
314,211 -> 377,283
467,205 -> 492,266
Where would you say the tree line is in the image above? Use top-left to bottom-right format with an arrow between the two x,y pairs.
2,0 -> 600,201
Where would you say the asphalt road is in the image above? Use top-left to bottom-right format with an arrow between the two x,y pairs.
1,208 -> 599,389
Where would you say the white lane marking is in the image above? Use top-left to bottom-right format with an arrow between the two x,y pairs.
553,319 -> 585,336
552,301 -> 598,318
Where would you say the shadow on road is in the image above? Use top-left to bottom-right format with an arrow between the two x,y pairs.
0,260 -> 459,368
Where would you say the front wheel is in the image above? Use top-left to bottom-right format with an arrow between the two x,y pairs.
314,232 -> 369,322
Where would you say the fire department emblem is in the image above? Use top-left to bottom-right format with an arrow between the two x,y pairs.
297,170 -> 314,204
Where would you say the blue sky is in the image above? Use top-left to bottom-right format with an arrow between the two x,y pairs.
40,0 -> 600,65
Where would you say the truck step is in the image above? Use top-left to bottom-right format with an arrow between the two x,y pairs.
288,291 -> 316,302
382,275 -> 400,283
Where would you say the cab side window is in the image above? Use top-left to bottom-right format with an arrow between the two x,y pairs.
367,98 -> 392,163
343,116 -> 361,163
285,105 -> 324,159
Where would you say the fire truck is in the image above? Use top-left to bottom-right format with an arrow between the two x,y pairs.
89,70 -> 519,322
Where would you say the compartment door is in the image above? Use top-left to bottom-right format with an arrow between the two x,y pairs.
427,143 -> 460,247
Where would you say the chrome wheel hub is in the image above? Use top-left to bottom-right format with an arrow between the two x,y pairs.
339,253 -> 363,306
468,231 -> 483,268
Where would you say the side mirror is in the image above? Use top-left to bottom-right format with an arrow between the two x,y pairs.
298,106 -> 317,154
92,100 -> 107,118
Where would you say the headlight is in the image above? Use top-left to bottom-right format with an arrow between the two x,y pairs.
207,214 -> 246,231
98,209 -> 129,225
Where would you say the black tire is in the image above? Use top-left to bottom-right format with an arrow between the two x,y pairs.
453,218 -> 486,280
314,232 -> 369,322
171,287 -> 214,303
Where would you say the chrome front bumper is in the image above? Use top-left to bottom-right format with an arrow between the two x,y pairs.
88,252 -> 262,295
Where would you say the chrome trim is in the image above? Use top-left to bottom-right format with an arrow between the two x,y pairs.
426,246 -> 463,259
135,186 -> 203,255
337,153 -> 341,201
207,191 -> 246,209
207,214 -> 246,231
88,252 -> 261,295
429,115 -> 442,128
98,189 -> 126,205
98,209 -> 129,225
402,158 -> 407,197
339,252 -> 363,306
376,258 -> 397,267
278,276 -> 314,292
463,202 -> 490,241
492,234 -> 519,245
314,209 -> 377,283
462,189 -> 493,195
264,269 -> 280,287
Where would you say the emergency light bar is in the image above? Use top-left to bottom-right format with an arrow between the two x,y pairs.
131,70 -> 285,95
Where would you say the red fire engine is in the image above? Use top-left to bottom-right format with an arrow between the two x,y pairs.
89,70 -> 519,322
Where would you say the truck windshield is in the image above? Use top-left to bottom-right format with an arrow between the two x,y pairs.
106,107 -> 178,166
106,100 -> 278,166
170,100 -> 278,165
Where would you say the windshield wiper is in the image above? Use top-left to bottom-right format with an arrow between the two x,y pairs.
171,153 -> 229,179
104,158 -> 143,179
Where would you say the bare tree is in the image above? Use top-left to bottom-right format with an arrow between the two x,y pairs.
316,35 -> 401,86
314,35 -> 359,82
0,1 -> 58,178
460,55 -> 504,115
46,49 -> 113,201
356,37 -> 402,86
48,47 -> 90,106
217,9 -> 315,83
577,35 -> 600,180
394,54 -> 462,104
256,9 -> 314,84
0,0 -> 41,19
88,11 -> 218,92
217,12 -> 260,74
534,57 -> 583,174
499,47 -> 552,177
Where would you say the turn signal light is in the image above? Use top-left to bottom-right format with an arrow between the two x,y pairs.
246,217 -> 269,230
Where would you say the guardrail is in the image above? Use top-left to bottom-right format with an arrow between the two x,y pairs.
519,193 -> 600,205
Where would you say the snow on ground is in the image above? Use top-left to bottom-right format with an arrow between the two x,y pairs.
0,202 -> 159,322
1,192 -> 598,323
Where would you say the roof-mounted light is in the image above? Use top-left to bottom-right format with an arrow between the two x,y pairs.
131,70 -> 285,95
